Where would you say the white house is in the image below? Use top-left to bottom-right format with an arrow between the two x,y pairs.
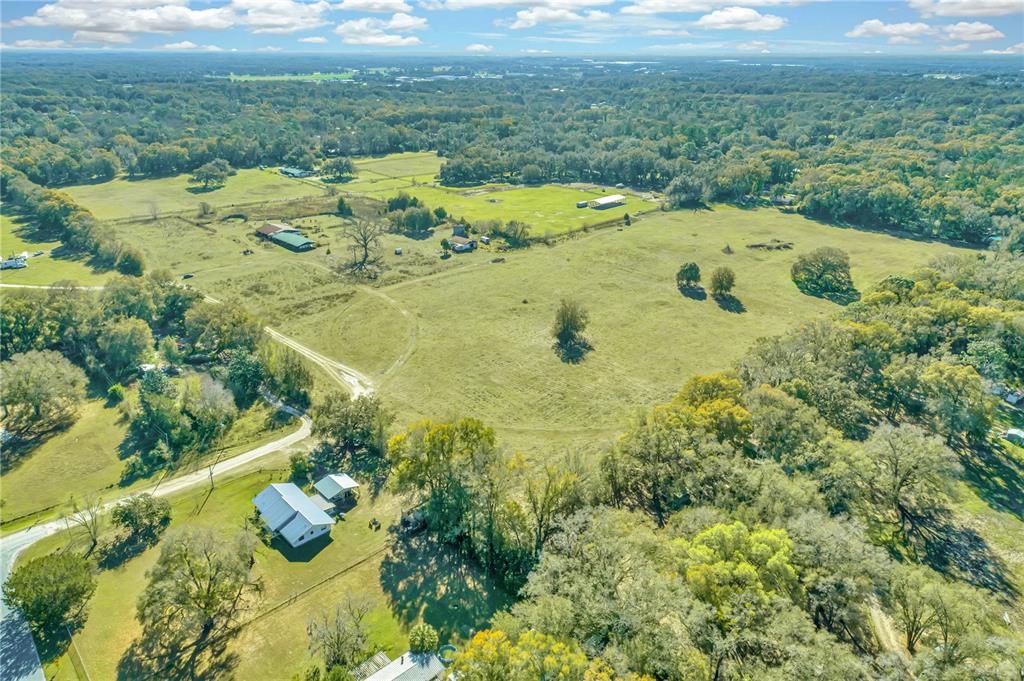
314,473 -> 360,501
253,483 -> 335,548
362,652 -> 444,681
588,194 -> 625,209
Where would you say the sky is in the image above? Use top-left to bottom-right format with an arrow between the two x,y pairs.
1,0 -> 1022,56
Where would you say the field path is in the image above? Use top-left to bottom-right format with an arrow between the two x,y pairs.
358,285 -> 419,381
0,403 -> 311,681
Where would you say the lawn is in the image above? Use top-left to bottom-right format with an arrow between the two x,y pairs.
352,152 -> 444,180
276,206 -> 970,455
62,169 -> 327,221
0,211 -> 112,286
27,468 -> 509,681
0,380 -> 298,529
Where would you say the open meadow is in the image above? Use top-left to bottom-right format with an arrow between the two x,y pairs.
0,211 -> 112,286
63,169 -> 326,221
25,467 -> 509,681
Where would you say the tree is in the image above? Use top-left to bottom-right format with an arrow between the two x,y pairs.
451,629 -> 599,681
551,299 -> 590,361
312,393 -> 394,458
189,159 -> 231,189
408,623 -> 439,654
919,361 -> 994,445
135,529 -> 262,678
307,596 -> 372,670
791,247 -> 855,299
99,317 -> 154,378
520,164 -> 543,185
2,552 -> 96,634
440,238 -> 451,256
112,493 -> 172,546
524,459 -> 585,556
336,196 -> 353,217
676,262 -> 701,289
709,267 -> 735,297
322,157 -> 355,182
290,452 -> 312,483
184,302 -> 263,354
342,219 -> 385,271
0,350 -> 87,435
227,350 -> 265,406
851,424 -> 961,542
67,494 -> 104,556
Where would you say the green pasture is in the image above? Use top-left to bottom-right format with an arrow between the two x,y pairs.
28,469 -> 508,681
63,169 -> 326,221
277,206 -> 969,455
0,211 -> 111,286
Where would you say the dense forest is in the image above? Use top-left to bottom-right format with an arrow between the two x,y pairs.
2,55 -> 1022,244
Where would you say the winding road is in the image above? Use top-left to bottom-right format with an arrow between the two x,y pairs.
0,283 -> 376,680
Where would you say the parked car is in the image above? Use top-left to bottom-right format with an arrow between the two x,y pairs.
182,273 -> 194,279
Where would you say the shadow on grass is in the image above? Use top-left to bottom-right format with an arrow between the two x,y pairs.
794,283 -> 861,306
713,293 -> 746,314
918,511 -> 1018,598
553,338 -> 593,364
678,285 -> 707,301
0,615 -> 73,677
379,532 -> 513,643
185,185 -> 223,195
270,533 -> 333,563
117,635 -> 239,681
961,443 -> 1024,520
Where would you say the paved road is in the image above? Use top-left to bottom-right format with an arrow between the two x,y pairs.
0,407 -> 311,681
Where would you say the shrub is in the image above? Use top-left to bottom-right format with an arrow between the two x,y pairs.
108,383 -> 126,403
409,623 -> 439,654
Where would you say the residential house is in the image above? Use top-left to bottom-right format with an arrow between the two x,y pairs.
253,483 -> 335,548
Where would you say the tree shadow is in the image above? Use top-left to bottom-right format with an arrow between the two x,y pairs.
960,444 -> 1024,520
97,538 -> 151,571
185,186 -> 222,195
678,285 -> 707,301
794,283 -> 861,306
378,532 -> 513,643
0,615 -> 70,678
117,635 -> 240,680
553,338 -> 593,364
917,512 -> 1018,598
713,294 -> 746,314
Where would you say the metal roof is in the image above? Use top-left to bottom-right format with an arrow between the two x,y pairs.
590,194 -> 626,205
253,483 -> 334,533
314,474 -> 360,500
270,231 -> 316,249
363,653 -> 444,681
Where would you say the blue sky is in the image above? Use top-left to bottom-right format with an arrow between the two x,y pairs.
1,0 -> 1021,55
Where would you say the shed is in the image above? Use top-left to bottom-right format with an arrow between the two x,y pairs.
1004,428 -> 1024,446
575,200 -> 588,209
362,653 -> 444,681
314,473 -> 360,501
253,483 -> 335,548
450,235 -> 477,253
280,166 -> 313,178
588,194 -> 626,209
270,231 -> 317,252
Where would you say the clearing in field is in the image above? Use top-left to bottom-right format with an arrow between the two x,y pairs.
0,210 -> 111,286
27,468 -> 509,681
275,206 -> 969,454
62,169 -> 326,221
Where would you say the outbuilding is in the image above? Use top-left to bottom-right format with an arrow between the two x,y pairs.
280,166 -> 313,178
253,483 -> 335,548
314,473 -> 360,502
362,653 -> 445,681
588,194 -> 625,210
1004,428 -> 1024,446
270,231 -> 317,252
450,236 -> 477,253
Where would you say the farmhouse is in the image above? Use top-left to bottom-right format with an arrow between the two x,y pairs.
280,166 -> 313,178
314,473 -> 359,502
253,483 -> 335,548
360,652 -> 445,681
588,194 -> 625,210
450,235 -> 477,253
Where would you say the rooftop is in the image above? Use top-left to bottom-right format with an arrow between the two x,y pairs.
271,231 -> 316,249
363,653 -> 444,681
253,483 -> 334,531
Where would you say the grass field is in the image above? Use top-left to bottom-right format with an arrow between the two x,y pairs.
63,169 -> 326,221
0,381 -> 298,528
0,211 -> 112,286
27,468 -> 509,681
275,206 -> 969,455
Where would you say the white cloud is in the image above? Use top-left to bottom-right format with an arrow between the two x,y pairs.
337,0 -> 413,11
298,35 -> 329,42
521,47 -> 552,52
233,0 -> 333,34
622,0 -> 806,16
73,30 -> 135,43
465,42 -> 494,51
334,12 -> 426,45
695,7 -> 786,30
163,40 -> 224,49
845,19 -> 937,44
2,39 -> 71,48
256,45 -> 283,51
942,21 -> 1004,40
426,0 -> 612,10
12,0 -> 238,35
736,39 -> 767,49
645,27 -> 693,35
509,6 -> 610,28
983,42 -> 1024,53
909,0 -> 1022,17
937,42 -> 971,50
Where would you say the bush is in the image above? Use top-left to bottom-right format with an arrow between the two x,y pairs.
676,262 -> 701,288
108,383 -> 126,403
710,267 -> 736,296
409,623 -> 439,654
290,452 -> 312,483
